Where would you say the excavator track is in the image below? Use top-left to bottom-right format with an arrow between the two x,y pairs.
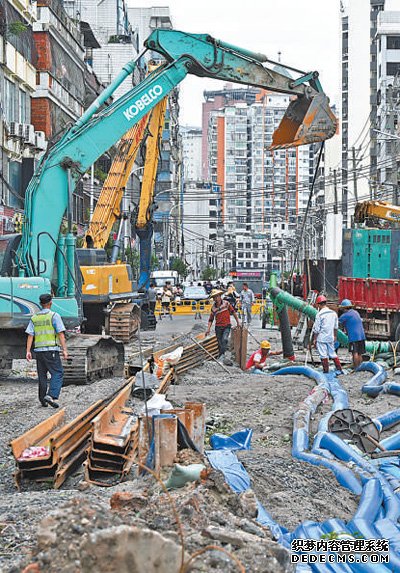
107,302 -> 141,343
63,335 -> 124,385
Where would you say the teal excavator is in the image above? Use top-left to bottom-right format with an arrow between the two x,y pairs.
0,29 -> 337,381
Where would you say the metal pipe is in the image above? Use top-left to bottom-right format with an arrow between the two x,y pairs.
57,235 -> 66,297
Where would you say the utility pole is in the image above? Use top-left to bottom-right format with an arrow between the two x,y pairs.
333,169 -> 338,215
351,147 -> 358,204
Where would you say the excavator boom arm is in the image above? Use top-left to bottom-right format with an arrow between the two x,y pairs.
17,29 -> 336,280
355,201 -> 400,224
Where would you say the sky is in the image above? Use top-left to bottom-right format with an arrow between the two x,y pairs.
129,0 -> 341,126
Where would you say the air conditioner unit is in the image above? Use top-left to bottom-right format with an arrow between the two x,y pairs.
9,122 -> 22,139
34,131 -> 47,151
23,124 -> 36,146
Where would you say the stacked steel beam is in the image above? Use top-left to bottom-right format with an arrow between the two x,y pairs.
10,400 -> 106,489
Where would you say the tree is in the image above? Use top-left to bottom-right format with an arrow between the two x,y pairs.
201,266 -> 217,281
171,257 -> 189,279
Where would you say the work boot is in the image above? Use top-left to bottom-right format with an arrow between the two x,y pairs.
333,357 -> 344,375
321,358 -> 330,373
44,395 -> 59,408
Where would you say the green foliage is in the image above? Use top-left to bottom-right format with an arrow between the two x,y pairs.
201,266 -> 217,281
8,22 -> 28,35
125,247 -> 140,277
94,167 -> 107,183
171,257 -> 189,279
151,254 -> 159,271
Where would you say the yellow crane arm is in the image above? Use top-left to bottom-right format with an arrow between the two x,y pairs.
136,96 -> 168,228
85,114 -> 150,249
354,200 -> 400,224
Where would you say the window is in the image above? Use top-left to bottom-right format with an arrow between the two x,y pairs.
238,242 -> 244,248
238,251 -> 244,258
209,222 -> 217,229
245,242 -> 251,248
386,62 -> 400,76
5,79 -> 16,123
19,90 -> 27,123
388,36 -> 400,50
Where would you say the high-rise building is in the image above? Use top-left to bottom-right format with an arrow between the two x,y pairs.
207,89 -> 312,274
376,10 -> 400,202
340,0 -> 400,224
181,126 -> 202,182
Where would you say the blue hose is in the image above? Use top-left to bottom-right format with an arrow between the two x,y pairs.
357,362 -> 387,396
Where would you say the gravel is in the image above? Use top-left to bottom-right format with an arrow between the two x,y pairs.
1,319 -> 399,572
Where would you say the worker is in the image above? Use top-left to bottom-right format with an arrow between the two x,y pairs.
240,282 -> 255,325
148,283 -> 157,317
205,289 -> 240,363
224,282 -> 240,310
338,299 -> 366,369
25,293 -> 68,408
246,340 -> 282,372
160,282 -> 173,320
311,295 -> 343,374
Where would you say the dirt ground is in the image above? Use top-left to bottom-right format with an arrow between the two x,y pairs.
1,318 -> 399,572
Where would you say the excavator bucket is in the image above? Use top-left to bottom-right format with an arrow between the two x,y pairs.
271,93 -> 337,150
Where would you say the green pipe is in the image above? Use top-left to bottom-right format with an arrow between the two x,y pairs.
65,232 -> 76,298
269,287 -> 392,354
57,235 -> 66,297
269,273 -> 278,289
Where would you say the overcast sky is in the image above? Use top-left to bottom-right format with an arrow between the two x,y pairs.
130,0 -> 341,126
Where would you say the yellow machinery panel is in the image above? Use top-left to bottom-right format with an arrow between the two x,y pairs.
81,264 -> 133,298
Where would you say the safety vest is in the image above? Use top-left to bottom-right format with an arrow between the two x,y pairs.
31,312 -> 58,349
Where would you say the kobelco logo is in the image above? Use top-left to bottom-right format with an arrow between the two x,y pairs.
123,85 -> 163,120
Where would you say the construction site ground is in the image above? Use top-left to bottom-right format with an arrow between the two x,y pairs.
0,315 -> 399,572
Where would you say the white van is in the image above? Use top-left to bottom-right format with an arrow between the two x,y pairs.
150,270 -> 179,295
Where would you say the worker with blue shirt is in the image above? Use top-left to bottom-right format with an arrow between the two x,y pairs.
25,293 -> 68,408
338,299 -> 366,369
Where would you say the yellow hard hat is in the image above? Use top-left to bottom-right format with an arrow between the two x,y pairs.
261,340 -> 271,349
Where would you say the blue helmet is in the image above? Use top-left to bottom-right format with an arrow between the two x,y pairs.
340,299 -> 353,307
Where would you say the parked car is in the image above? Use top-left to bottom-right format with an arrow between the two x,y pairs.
182,286 -> 208,300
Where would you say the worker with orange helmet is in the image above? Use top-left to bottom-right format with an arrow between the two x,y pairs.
246,339 -> 282,372
312,294 -> 343,374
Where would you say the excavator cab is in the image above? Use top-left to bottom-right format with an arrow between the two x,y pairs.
271,93 -> 337,150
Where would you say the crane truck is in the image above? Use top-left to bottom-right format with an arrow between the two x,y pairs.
340,199 -> 400,340
0,29 -> 337,380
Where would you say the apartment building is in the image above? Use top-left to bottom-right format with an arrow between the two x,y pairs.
376,10 -> 400,201
207,89 -> 312,274
181,126 -> 202,182
0,0 -> 41,221
182,181 -> 222,278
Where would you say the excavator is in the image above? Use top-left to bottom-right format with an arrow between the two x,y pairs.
78,94 -> 167,341
0,29 -> 337,381
354,200 -> 400,226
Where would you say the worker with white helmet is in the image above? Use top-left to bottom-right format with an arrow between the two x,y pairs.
246,340 -> 282,372
312,295 -> 343,374
338,299 -> 366,369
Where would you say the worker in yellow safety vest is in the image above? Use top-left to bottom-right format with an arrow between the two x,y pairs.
26,293 -> 68,408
